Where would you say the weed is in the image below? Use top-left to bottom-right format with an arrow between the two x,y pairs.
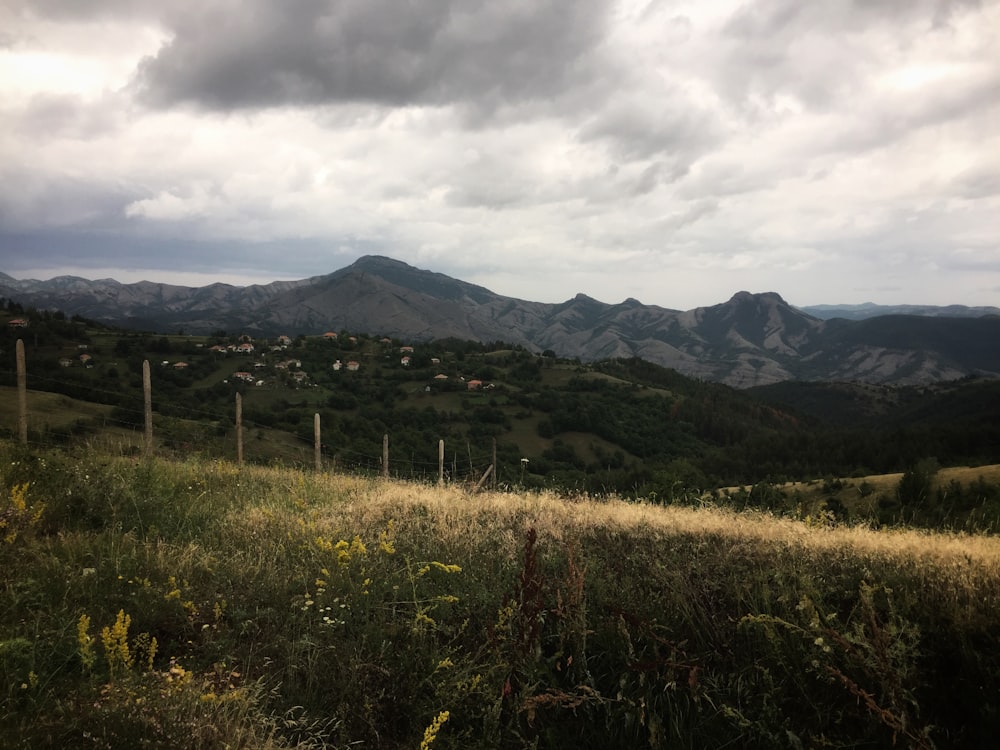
1,483 -> 44,544
2,440 -> 1000,747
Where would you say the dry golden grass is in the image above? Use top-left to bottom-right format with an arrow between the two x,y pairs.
231,467 -> 1000,572
309,474 -> 1000,630
719,463 -> 1000,517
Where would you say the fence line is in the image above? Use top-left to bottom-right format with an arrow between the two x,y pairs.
7,344 -> 500,490
143,359 -> 152,456
16,338 -> 27,444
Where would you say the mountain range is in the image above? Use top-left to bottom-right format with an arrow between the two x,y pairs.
3,255 -> 999,388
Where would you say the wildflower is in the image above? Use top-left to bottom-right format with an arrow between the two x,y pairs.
379,520 -> 396,555
315,536 -> 334,553
420,710 -> 450,750
335,539 -> 350,565
349,535 -> 367,556
101,610 -> 133,678
77,614 -> 96,671
414,612 -> 437,628
1,483 -> 44,544
142,635 -> 158,671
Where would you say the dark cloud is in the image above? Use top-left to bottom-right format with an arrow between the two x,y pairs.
6,0 -> 160,22
131,0 -> 614,113
0,169 -> 137,233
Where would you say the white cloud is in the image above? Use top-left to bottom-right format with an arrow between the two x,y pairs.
0,0 -> 998,311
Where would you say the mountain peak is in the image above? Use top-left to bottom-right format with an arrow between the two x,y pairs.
332,255 -> 497,304
728,291 -> 788,306
346,255 -> 413,272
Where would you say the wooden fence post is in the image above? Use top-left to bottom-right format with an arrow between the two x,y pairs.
142,359 -> 153,456
438,439 -> 445,486
492,438 -> 497,490
473,464 -> 494,494
314,413 -> 322,472
235,392 -> 243,467
382,433 -> 389,478
16,339 -> 27,445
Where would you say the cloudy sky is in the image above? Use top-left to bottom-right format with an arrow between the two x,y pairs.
1,0 -> 998,310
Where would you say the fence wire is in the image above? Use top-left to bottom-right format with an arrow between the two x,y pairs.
3,363 -> 501,488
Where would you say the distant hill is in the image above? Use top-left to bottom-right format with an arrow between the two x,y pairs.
3,256 -> 999,387
800,302 -> 1000,320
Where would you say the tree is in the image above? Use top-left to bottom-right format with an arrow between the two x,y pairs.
897,458 -> 939,508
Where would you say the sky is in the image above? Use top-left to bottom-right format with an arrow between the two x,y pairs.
1,0 -> 999,311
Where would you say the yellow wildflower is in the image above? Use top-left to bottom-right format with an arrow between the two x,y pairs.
379,520 -> 396,555
101,609 -> 133,678
420,710 -> 450,750
349,535 -> 367,556
77,613 -> 95,671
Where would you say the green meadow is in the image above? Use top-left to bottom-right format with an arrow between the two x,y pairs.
2,439 -> 999,748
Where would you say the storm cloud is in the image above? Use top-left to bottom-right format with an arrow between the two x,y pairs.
1,0 -> 998,309
131,0 -> 614,115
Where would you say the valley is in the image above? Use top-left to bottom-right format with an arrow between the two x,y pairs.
3,304 -> 999,532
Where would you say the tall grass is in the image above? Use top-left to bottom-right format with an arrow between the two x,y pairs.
2,438 -> 999,748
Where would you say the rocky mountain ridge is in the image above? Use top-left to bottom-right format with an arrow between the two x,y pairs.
3,256 -> 999,387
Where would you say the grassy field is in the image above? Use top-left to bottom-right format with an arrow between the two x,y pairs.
718,464 -> 1000,529
2,438 -> 999,748
0,389 -> 114,432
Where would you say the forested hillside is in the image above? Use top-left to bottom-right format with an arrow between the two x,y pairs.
3,304 -> 1000,529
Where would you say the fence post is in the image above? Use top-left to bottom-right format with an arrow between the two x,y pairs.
438,439 -> 445,486
472,464 -> 493,494
314,413 -> 322,472
16,339 -> 27,445
142,359 -> 153,456
382,433 -> 389,478
235,392 -> 243,467
492,438 -> 497,490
